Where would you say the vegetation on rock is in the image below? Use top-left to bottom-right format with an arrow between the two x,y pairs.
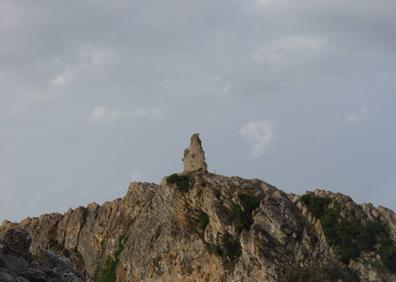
229,193 -> 260,233
166,173 -> 191,192
238,193 -> 260,214
197,211 -> 209,233
207,233 -> 241,267
96,233 -> 129,282
3,134 -> 396,281
301,192 -> 396,272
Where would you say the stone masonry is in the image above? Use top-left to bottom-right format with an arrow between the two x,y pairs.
183,133 -> 208,173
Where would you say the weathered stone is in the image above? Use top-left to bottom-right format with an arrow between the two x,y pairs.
0,228 -> 84,281
183,133 -> 208,173
2,228 -> 31,259
0,135 -> 395,281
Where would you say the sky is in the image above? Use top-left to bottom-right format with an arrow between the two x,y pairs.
1,0 -> 396,221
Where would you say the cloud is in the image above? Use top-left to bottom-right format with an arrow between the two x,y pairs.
90,105 -> 123,122
239,120 -> 277,158
135,108 -> 165,119
1,0 -> 396,220
48,68 -> 73,87
346,105 -> 370,124
253,36 -> 327,65
89,106 -> 165,122
79,45 -> 116,73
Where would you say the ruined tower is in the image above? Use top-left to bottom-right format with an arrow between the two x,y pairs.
183,133 -> 208,173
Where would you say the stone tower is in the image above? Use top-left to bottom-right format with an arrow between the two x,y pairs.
183,133 -> 208,173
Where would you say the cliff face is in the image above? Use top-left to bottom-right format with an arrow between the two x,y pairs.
0,227 -> 85,281
1,171 -> 396,282
1,135 -> 396,282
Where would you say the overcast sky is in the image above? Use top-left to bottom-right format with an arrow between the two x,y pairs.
1,0 -> 396,221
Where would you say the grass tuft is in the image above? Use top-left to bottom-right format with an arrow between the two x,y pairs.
166,173 -> 191,193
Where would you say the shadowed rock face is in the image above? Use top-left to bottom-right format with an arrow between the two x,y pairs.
1,135 -> 396,282
0,228 -> 84,282
183,133 -> 208,173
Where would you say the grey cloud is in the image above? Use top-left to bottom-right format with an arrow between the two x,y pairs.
0,0 -> 396,221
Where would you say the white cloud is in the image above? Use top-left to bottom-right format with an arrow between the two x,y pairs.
48,68 -> 73,87
239,120 -> 277,158
90,105 -> 123,122
48,46 -> 115,88
346,105 -> 370,124
89,106 -> 165,122
135,108 -> 165,119
79,45 -> 116,73
253,36 -> 327,65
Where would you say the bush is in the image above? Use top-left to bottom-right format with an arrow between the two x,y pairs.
197,211 -> 209,233
207,233 -> 241,267
379,244 -> 396,273
166,173 -> 191,192
97,256 -> 118,282
221,233 -> 241,266
229,203 -> 250,233
238,193 -> 260,215
96,233 -> 129,282
206,242 -> 223,257
300,193 -> 331,218
228,193 -> 260,233
301,192 -> 396,272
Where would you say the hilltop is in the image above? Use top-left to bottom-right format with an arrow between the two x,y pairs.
1,134 -> 396,282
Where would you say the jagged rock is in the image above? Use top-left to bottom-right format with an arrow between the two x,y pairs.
0,228 -> 85,282
0,135 -> 396,281
183,133 -> 208,173
2,228 -> 31,260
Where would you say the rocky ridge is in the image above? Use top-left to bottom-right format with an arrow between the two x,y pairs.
1,134 -> 396,282
0,227 -> 84,281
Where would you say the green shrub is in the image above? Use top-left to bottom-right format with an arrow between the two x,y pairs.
300,193 -> 331,218
206,233 -> 241,267
166,173 -> 191,192
301,192 -> 396,272
206,242 -> 223,257
379,244 -> 396,273
357,221 -> 385,250
96,233 -> 129,282
97,256 -> 118,282
229,203 -> 250,233
238,193 -> 260,214
221,233 -> 241,266
228,193 -> 260,233
197,211 -> 209,233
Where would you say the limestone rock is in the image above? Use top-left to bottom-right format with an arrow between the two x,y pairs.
0,228 -> 85,282
1,135 -> 396,281
183,133 -> 208,173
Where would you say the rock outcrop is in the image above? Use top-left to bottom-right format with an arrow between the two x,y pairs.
183,133 -> 207,173
0,227 -> 84,282
1,134 -> 396,282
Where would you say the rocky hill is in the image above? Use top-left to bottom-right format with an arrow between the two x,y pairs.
1,134 -> 396,282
